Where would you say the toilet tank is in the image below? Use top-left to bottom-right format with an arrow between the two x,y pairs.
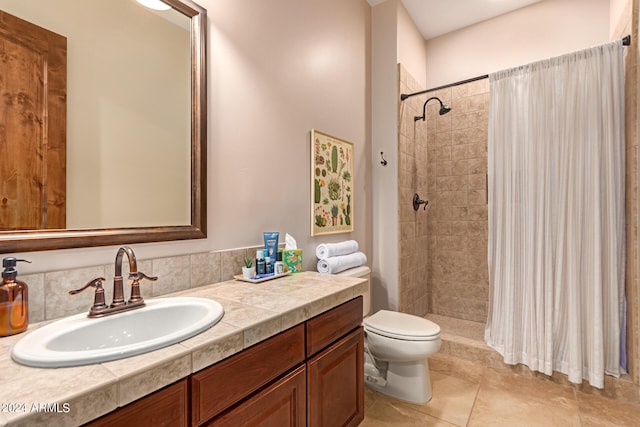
335,266 -> 371,316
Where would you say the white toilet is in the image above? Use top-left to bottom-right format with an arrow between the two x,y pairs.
337,266 -> 441,404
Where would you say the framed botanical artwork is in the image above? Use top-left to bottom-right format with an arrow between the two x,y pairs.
311,129 -> 354,236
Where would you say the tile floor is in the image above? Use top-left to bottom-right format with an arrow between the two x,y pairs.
360,361 -> 640,426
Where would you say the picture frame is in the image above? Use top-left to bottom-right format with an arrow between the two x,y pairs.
311,129 -> 354,236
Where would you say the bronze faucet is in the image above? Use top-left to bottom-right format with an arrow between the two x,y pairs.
69,246 -> 157,318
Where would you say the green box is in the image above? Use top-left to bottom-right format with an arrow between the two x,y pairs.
283,250 -> 303,273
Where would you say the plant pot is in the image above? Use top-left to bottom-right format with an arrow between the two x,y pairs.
242,266 -> 255,279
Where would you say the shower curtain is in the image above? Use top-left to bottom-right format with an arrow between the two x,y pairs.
485,41 -> 625,388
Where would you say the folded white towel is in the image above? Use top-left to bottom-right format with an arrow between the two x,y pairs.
317,252 -> 367,274
315,240 -> 359,260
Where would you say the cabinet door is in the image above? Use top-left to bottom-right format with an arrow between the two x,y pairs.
307,327 -> 364,427
206,365 -> 306,427
83,379 -> 187,427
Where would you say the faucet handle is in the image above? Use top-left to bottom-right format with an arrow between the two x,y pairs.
128,271 -> 157,304
129,271 -> 158,282
69,277 -> 108,316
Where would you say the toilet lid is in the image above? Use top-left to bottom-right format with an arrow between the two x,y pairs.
364,310 -> 441,341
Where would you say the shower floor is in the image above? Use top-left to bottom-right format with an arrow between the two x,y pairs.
426,313 -> 486,341
424,313 -> 638,406
424,313 -> 499,367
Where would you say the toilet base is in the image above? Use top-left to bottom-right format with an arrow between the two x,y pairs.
365,359 -> 432,404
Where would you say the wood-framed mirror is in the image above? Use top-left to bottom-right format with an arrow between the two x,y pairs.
0,0 -> 206,252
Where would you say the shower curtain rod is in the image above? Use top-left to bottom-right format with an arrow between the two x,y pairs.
400,75 -> 488,100
400,34 -> 632,101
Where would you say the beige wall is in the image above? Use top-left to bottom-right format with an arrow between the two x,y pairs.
206,0 -> 371,261
424,0 -> 610,88
611,0 -> 632,37
12,0 -> 372,277
371,0 -> 428,313
370,0 -> 430,313
371,0 -> 400,312
397,3 -> 426,89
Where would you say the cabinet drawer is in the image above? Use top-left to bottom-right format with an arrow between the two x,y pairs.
306,297 -> 362,357
191,324 -> 305,426
83,379 -> 187,427
206,365 -> 306,427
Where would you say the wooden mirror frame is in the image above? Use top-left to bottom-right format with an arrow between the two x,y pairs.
0,0 -> 207,253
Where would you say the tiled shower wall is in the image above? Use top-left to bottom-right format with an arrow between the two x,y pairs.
397,65 -> 429,316
420,76 -> 490,323
396,66 -> 490,320
616,0 -> 640,386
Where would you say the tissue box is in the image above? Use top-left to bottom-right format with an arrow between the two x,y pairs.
283,250 -> 303,273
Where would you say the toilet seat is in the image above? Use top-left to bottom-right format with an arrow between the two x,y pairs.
364,310 -> 440,341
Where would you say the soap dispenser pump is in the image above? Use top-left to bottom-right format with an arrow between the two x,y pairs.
0,257 -> 31,337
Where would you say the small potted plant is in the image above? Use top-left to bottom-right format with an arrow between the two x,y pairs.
242,256 -> 255,279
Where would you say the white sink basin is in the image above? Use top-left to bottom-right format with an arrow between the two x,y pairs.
11,297 -> 224,368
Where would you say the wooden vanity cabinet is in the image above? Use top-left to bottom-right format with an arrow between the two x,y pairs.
84,297 -> 363,427
195,296 -> 364,427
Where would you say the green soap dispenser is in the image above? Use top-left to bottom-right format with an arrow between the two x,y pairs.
0,257 -> 31,337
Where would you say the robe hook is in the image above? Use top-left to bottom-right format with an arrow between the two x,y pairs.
380,152 -> 388,166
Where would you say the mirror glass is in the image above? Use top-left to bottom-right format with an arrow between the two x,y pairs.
0,0 -> 206,251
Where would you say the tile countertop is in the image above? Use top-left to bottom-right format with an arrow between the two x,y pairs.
0,272 -> 367,427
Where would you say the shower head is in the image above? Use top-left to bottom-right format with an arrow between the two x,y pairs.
414,96 -> 451,121
439,104 -> 451,115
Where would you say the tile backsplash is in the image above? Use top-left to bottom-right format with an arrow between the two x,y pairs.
22,245 -> 264,324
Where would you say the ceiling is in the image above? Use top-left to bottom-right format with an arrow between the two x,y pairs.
369,0 -> 543,40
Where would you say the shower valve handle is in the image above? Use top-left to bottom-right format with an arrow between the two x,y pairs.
413,193 -> 428,211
